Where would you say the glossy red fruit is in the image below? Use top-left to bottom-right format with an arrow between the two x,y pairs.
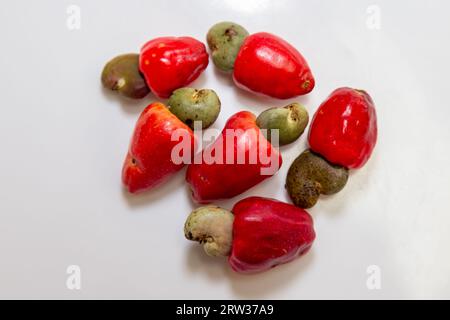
229,197 -> 315,273
122,102 -> 196,193
233,32 -> 314,99
139,37 -> 209,98
308,87 -> 377,169
186,111 -> 282,203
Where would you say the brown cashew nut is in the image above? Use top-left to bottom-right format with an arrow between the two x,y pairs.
184,206 -> 234,257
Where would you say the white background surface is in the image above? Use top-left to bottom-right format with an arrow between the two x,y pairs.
1,0 -> 450,299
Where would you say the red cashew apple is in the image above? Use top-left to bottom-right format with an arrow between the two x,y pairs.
186,111 -> 282,203
308,87 -> 377,169
184,197 -> 315,274
122,102 -> 196,193
139,37 -> 209,98
233,32 -> 315,99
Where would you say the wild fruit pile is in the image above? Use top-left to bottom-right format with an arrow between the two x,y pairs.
102,22 -> 378,274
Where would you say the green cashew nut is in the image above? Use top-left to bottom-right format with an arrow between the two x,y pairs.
168,88 -> 221,129
101,53 -> 150,99
184,206 -> 234,257
286,149 -> 349,208
256,103 -> 309,146
206,21 -> 249,72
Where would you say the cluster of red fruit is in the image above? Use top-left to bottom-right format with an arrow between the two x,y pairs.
102,23 -> 377,274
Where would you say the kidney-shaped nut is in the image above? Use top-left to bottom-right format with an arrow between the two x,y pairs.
206,21 -> 249,72
184,206 -> 234,257
286,149 -> 349,208
168,88 -> 221,129
256,103 -> 309,146
101,53 -> 150,99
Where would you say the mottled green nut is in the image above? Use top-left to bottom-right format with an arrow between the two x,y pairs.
101,53 -> 150,99
207,21 -> 249,72
184,206 -> 234,257
256,103 -> 309,146
286,149 -> 349,208
168,88 -> 221,129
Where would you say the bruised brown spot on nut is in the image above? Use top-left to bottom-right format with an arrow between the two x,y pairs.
112,78 -> 126,91
185,119 -> 193,127
208,39 -> 218,51
101,53 -> 150,99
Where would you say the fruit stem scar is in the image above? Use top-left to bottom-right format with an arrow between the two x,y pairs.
225,27 -> 237,39
114,78 -> 126,90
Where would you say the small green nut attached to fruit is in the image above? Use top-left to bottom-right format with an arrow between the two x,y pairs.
101,53 -> 150,99
256,103 -> 309,146
207,21 -> 249,72
184,206 -> 234,257
286,149 -> 349,208
168,88 -> 221,129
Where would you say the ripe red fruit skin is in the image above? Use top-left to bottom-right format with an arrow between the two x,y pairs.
139,37 -> 209,99
229,197 -> 315,273
308,87 -> 378,169
122,102 -> 195,193
186,111 -> 282,203
233,32 -> 315,99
